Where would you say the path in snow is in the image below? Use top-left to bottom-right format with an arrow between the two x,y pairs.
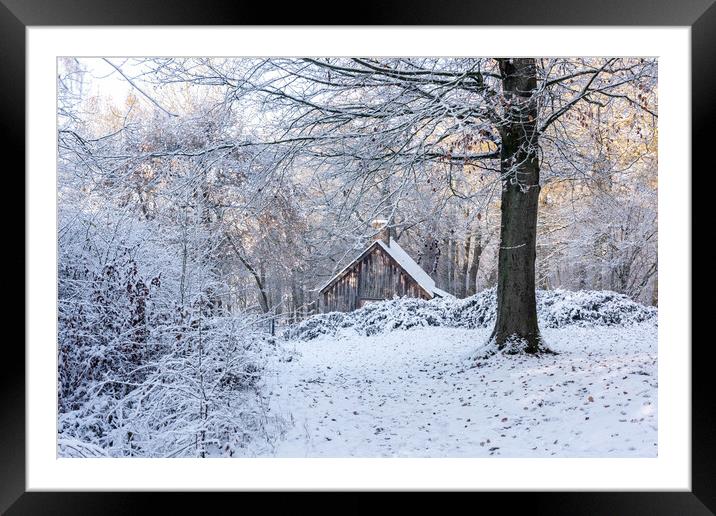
264,324 -> 657,457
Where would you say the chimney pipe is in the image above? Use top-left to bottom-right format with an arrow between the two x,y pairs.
371,219 -> 391,245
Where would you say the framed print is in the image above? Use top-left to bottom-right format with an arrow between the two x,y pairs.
5,0 -> 711,513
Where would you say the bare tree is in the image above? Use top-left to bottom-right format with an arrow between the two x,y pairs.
71,56 -> 657,355
165,56 -> 655,354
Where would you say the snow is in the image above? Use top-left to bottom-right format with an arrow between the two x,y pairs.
285,288 -> 657,341
265,322 -> 657,457
431,286 -> 453,298
376,239 -> 440,297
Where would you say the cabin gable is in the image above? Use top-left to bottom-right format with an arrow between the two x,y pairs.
320,243 -> 432,313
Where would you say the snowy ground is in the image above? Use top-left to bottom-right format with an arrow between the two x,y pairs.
263,324 -> 657,457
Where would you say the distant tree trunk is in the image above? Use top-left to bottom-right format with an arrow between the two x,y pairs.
577,263 -> 588,290
431,240 -> 441,276
466,230 -> 482,296
418,234 -> 439,277
226,236 -> 274,335
489,58 -> 544,354
290,277 -> 298,324
487,266 -> 497,287
460,234 -> 471,298
437,237 -> 450,292
259,262 -> 275,335
449,238 -> 458,293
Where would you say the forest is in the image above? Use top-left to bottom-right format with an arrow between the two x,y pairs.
57,57 -> 658,457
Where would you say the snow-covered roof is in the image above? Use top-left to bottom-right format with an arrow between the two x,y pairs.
375,240 -> 438,297
319,238 -> 447,299
431,287 -> 453,299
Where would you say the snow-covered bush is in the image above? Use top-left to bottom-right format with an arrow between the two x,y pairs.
445,288 -> 499,328
283,292 -> 487,341
284,288 -> 656,341
58,204 -> 167,407
58,248 -> 161,412
57,207 -> 284,457
536,289 -> 657,328
58,298 -> 284,458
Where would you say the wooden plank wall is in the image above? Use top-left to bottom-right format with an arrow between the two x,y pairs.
322,247 -> 429,313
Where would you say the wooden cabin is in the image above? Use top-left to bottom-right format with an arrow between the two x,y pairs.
318,221 -> 449,313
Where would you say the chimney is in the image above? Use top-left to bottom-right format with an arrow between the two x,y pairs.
371,219 -> 391,245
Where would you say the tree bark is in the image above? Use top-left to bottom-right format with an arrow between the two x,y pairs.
489,58 -> 544,354
460,234 -> 471,298
466,229 -> 482,297
418,234 -> 439,276
449,238 -> 458,293
438,237 -> 450,292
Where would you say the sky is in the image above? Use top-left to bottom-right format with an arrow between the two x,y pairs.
78,58 -> 148,109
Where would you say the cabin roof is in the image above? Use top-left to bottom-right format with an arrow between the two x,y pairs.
375,240 -> 437,296
431,286 -> 451,298
318,239 -> 449,299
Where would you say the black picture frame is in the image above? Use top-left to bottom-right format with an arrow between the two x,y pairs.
4,1 -> 709,513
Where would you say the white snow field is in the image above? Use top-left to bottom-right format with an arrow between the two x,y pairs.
264,322 -> 657,457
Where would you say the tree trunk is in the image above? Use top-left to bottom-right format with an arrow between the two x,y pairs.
466,229 -> 482,297
449,238 -> 458,294
438,237 -> 450,292
460,234 -> 471,298
489,58 -> 544,354
418,234 -> 439,276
